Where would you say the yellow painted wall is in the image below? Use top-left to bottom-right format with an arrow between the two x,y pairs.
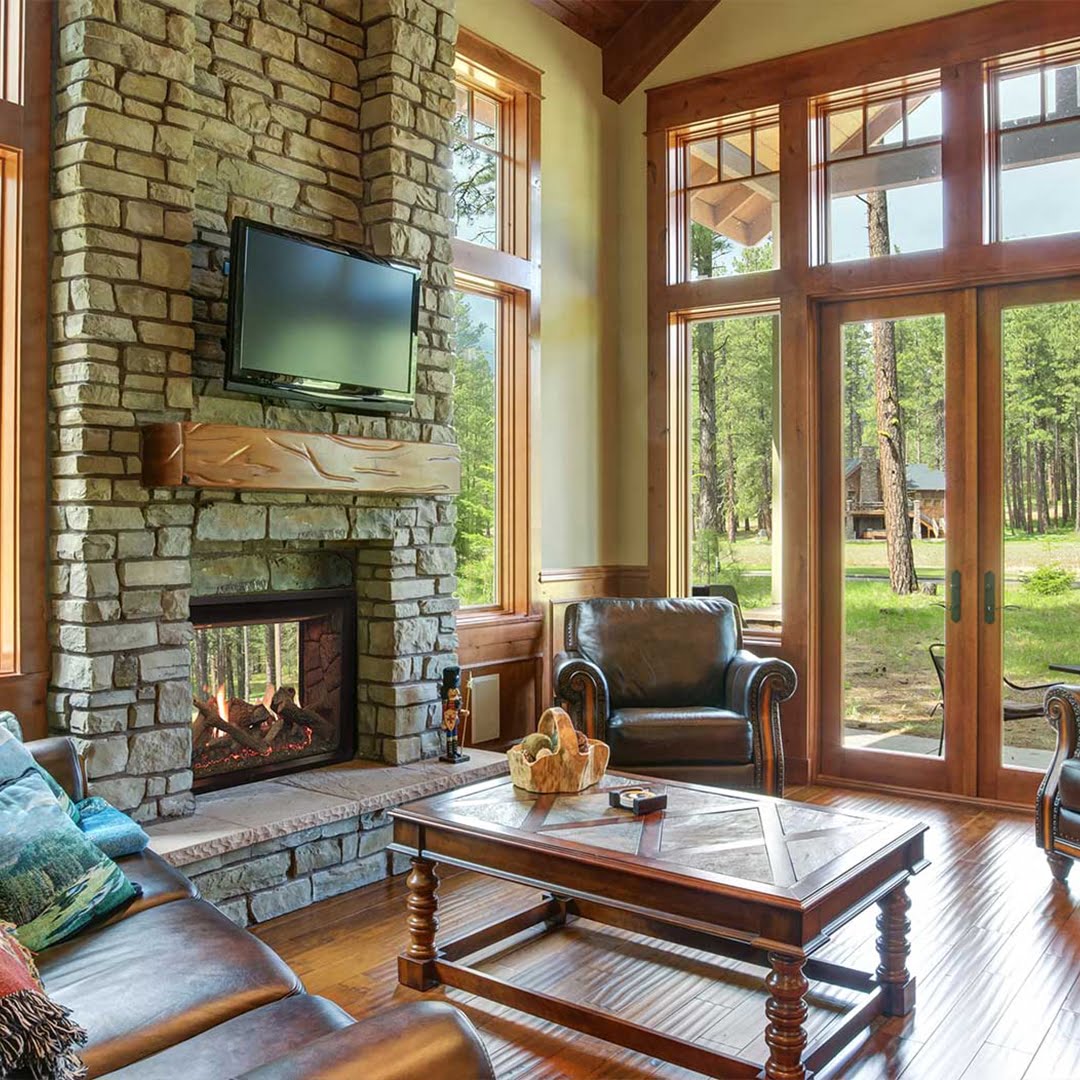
456,0 -> 619,569
614,0 -> 1002,563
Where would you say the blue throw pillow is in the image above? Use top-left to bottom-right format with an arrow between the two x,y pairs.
0,726 -> 80,825
77,797 -> 149,859
0,770 -> 137,951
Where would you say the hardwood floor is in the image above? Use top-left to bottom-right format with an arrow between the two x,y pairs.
254,784 -> 1080,1079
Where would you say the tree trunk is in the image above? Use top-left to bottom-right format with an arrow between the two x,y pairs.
265,623 -> 277,688
725,428 -> 737,544
867,189 -> 917,594
1075,411 -> 1080,532
1025,441 -> 1034,533
1036,435 -> 1049,534
1054,420 -> 1063,526
694,321 -> 721,543
195,628 -> 209,699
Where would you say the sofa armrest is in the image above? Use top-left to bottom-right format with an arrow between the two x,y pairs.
237,1002 -> 494,1080
553,650 -> 610,741
1037,684 -> 1080,852
724,650 -> 797,796
25,736 -> 87,802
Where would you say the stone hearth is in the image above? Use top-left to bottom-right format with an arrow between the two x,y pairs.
48,0 -> 461,821
148,750 -> 507,925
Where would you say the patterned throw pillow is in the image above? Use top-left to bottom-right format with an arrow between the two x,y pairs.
0,771 -> 138,952
0,920 -> 87,1079
76,798 -> 149,860
0,727 -> 80,825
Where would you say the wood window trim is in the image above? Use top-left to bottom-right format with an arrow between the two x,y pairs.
673,107 -> 781,285
985,43 -> 1080,245
0,0 -> 50,733
454,31 -> 541,628
645,1 -> 1080,790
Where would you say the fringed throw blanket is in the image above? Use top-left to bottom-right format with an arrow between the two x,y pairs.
0,922 -> 85,1079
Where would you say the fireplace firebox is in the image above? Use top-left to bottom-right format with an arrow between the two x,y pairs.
189,589 -> 356,793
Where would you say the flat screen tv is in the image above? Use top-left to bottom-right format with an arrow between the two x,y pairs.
225,218 -> 420,414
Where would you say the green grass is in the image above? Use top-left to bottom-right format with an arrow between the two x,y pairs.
702,528 -> 1080,753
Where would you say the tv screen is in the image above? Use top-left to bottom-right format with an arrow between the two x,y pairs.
225,219 -> 420,414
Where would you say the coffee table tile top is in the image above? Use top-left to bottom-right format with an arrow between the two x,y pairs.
413,773 -> 908,894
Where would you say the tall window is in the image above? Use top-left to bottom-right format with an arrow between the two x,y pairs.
0,0 -> 48,725
451,33 -> 539,617
990,50 -> 1080,241
677,110 -> 780,280
817,78 -> 943,263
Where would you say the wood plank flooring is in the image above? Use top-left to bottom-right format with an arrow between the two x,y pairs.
253,784 -> 1080,1079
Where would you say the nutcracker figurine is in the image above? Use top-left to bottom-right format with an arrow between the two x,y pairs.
440,665 -> 470,763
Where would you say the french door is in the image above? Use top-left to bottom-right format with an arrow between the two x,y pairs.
818,292 -> 979,795
819,280 -> 1080,802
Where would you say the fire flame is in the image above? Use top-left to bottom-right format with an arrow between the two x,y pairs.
261,684 -> 275,711
216,684 -> 229,724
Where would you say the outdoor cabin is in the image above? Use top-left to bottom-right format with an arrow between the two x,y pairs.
845,446 -> 946,539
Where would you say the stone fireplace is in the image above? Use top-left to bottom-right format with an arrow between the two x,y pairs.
48,0 -> 461,821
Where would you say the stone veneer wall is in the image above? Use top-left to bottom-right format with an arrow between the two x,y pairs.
184,808 -> 399,925
49,0 -> 460,821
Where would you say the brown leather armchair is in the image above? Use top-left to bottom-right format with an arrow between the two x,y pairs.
553,597 -> 797,795
1036,684 -> 1080,883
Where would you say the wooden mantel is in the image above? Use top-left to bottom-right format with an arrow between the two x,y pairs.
141,422 -> 461,496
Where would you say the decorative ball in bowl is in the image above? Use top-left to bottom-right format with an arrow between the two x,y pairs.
507,707 -> 610,793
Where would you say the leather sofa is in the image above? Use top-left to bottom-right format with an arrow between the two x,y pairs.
24,737 -> 494,1080
553,597 -> 797,795
1036,685 -> 1080,884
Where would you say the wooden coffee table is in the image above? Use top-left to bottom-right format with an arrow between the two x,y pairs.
390,772 -> 928,1080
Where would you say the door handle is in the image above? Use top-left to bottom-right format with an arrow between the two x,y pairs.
984,571 -> 995,624
950,569 -> 961,623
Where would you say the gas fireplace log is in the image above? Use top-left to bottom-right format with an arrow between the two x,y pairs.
211,715 -> 275,753
271,687 -> 335,741
226,700 -> 273,730
193,698 -> 221,746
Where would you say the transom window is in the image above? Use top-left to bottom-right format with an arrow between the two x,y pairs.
990,50 -> 1080,242
817,79 -> 943,263
452,83 -> 502,249
678,110 -> 780,280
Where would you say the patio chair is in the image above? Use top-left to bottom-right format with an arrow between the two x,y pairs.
691,582 -> 745,630
928,642 -> 1056,755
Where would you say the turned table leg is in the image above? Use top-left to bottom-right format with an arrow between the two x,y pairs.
876,880 -> 916,1016
398,855 -> 440,990
765,951 -> 809,1080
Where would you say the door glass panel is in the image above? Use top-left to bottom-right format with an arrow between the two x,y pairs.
841,314 -> 947,755
998,299 -> 1080,771
689,311 -> 781,629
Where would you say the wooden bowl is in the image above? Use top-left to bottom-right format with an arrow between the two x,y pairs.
507,707 -> 610,793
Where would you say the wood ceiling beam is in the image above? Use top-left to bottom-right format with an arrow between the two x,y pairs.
602,0 -> 721,103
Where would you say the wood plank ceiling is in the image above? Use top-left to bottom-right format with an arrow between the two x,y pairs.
529,0 -> 721,102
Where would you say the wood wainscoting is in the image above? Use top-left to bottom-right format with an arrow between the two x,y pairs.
458,565 -> 650,751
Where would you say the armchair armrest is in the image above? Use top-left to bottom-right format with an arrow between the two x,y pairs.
25,736 -> 87,802
553,650 -> 610,741
238,1002 -> 494,1080
724,650 -> 797,796
1037,684 -> 1080,853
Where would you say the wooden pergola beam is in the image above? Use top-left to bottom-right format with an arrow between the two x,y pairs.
602,1 -> 721,104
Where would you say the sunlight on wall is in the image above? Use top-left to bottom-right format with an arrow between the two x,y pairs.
455,0 -> 619,568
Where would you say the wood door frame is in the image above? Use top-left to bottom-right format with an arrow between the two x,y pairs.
976,276 -> 1080,804
817,290 -> 979,796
